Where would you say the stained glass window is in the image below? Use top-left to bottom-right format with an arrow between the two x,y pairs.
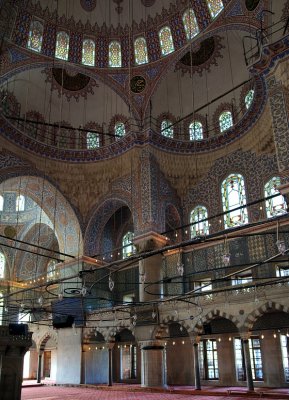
189,121 -> 203,140
0,195 -> 3,211
161,120 -> 174,138
183,9 -> 199,40
134,37 -> 149,65
207,0 -> 224,19
245,89 -> 254,110
122,231 -> 135,259
190,206 -> 209,237
0,252 -> 5,279
219,111 -> 233,132
27,20 -> 43,52
264,176 -> 287,218
16,195 -> 25,212
159,26 -> 175,56
109,41 -> 122,67
222,174 -> 248,228
115,122 -> 126,140
82,39 -> 95,66
55,31 -> 70,61
87,132 -> 99,149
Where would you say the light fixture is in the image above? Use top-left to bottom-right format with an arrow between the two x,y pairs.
229,337 -> 232,341
261,334 -> 264,339
223,235 -> 230,266
176,250 -> 184,276
139,259 -> 146,283
152,310 -> 156,319
109,273 -> 114,291
276,220 -> 286,255
273,332 -> 277,339
81,285 -> 87,296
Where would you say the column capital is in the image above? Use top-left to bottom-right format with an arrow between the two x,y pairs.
240,331 -> 251,341
106,341 -> 115,350
139,339 -> 166,350
134,232 -> 168,252
189,334 -> 201,345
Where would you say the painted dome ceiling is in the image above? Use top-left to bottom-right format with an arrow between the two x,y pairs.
0,0 -> 286,162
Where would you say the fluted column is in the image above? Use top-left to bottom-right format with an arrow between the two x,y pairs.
140,340 -> 167,388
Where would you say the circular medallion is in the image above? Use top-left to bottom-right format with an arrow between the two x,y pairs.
130,76 -> 146,93
80,0 -> 97,12
245,0 -> 260,11
4,226 -> 17,239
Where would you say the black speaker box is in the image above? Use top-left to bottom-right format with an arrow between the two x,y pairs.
52,314 -> 74,329
9,323 -> 28,335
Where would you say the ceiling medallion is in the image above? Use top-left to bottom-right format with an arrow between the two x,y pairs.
42,68 -> 98,102
245,0 -> 260,11
130,76 -> 146,93
80,0 -> 97,12
175,36 -> 224,76
141,0 -> 156,6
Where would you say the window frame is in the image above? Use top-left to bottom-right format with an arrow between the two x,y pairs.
199,339 -> 219,380
219,110 -> 233,132
134,36 -> 149,65
82,38 -> 96,66
109,41 -> 122,68
55,31 -> 70,61
158,26 -> 175,56
27,20 -> 44,53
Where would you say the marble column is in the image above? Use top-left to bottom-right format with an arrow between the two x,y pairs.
241,333 -> 254,391
0,325 -> 32,400
140,340 -> 167,388
191,335 -> 201,390
36,352 -> 42,383
107,342 -> 115,386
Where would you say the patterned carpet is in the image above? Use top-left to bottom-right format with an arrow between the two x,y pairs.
21,386 -> 289,400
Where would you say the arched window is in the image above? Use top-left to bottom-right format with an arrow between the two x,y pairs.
161,120 -> 174,138
207,0 -> 224,19
82,39 -> 95,66
134,37 -> 149,65
219,111 -> 233,132
27,20 -> 43,52
47,260 -> 57,281
190,206 -> 209,238
159,26 -> 174,56
55,31 -> 70,60
122,232 -> 135,259
87,132 -> 99,149
183,8 -> 199,40
109,41 -> 122,67
0,252 -> 5,279
221,174 -> 248,228
16,195 -> 25,212
115,122 -> 126,140
189,121 -> 203,140
245,89 -> 254,110
0,195 -> 3,211
264,177 -> 287,218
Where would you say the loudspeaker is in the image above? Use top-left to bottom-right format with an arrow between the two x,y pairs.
9,323 -> 28,335
52,314 -> 74,329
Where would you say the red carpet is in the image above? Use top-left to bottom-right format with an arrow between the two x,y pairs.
21,386 -> 289,400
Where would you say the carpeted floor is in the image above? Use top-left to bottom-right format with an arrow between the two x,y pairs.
20,386 -> 289,400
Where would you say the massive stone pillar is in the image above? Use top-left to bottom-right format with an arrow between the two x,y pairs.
135,233 -> 167,302
0,325 -> 32,400
140,340 -> 167,388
